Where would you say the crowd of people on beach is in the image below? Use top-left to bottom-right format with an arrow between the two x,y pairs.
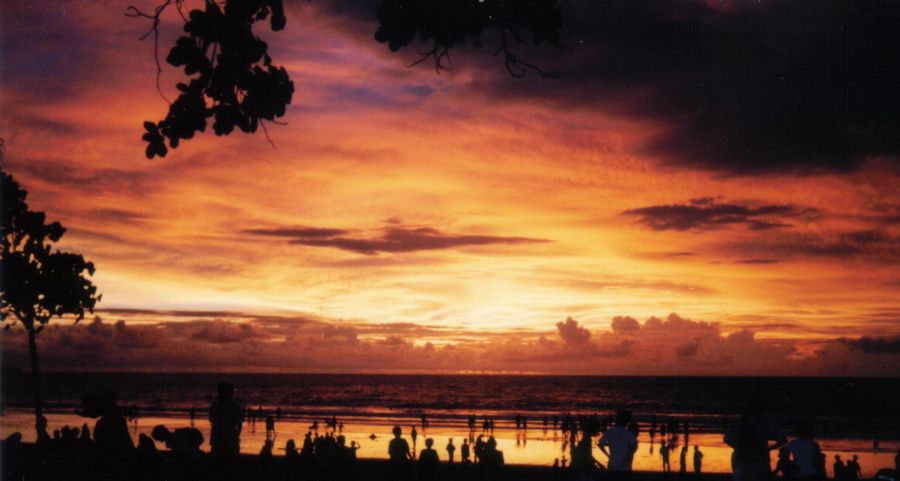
2,383 -> 899,481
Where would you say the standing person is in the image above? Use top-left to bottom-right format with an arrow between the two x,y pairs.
411,426 -> 419,452
265,415 -> 276,441
786,425 -> 823,481
846,456 -> 861,481
694,446 -> 704,475
724,404 -> 787,481
461,438 -> 471,464
447,438 -> 456,464
87,390 -> 135,481
571,426 -> 602,481
680,446 -> 688,475
209,382 -> 244,458
598,410 -> 639,476
418,438 -> 440,481
660,440 -> 672,473
389,426 -> 413,481
833,455 -> 846,481
773,447 -> 793,479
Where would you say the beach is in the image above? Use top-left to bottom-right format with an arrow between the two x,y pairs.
2,407 -> 897,477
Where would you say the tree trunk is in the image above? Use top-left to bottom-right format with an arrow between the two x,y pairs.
27,326 -> 44,430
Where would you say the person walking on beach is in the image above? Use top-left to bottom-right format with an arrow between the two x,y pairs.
680,445 -> 688,475
418,438 -> 440,481
411,425 -> 419,451
209,382 -> 244,458
265,415 -> 276,441
462,438 -> 471,464
833,455 -> 846,481
447,438 -> 456,464
846,456 -> 861,481
660,440 -> 672,473
694,446 -> 703,475
598,410 -> 639,475
389,426 -> 413,481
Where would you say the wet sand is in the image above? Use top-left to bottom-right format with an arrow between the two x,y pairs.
2,408 -> 897,476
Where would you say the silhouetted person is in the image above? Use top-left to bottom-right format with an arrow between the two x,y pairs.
681,446 -> 688,475
419,438 -> 440,481
189,407 -> 196,427
461,438 -> 471,464
694,446 -> 703,475
152,424 -> 204,481
475,435 -> 485,464
284,439 -> 299,480
846,456 -> 861,481
209,382 -> 244,458
447,438 -> 456,464
480,436 -> 505,480
83,390 -> 134,481
661,440 -> 672,473
833,455 -> 846,481
412,425 -> 419,451
773,447 -> 793,479
265,415 -> 276,440
259,439 -> 274,481
787,425 -> 823,481
389,426 -> 413,481
571,426 -> 602,481
135,433 -> 161,481
599,410 -> 639,475
724,404 -> 787,481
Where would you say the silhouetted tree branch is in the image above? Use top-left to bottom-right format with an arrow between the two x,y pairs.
131,0 -> 561,158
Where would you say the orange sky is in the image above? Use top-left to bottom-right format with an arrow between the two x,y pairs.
1,0 -> 898,374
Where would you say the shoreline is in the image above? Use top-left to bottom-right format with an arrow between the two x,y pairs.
4,443 -> 893,481
3,408 -> 898,476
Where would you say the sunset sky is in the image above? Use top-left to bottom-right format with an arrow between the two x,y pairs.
1,0 -> 898,375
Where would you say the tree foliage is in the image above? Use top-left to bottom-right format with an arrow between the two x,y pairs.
374,0 -> 562,76
1,169 -> 100,331
133,0 -> 562,158
130,0 -> 294,159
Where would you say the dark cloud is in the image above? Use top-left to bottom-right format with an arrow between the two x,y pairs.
676,337 -> 702,358
734,259 -> 781,265
188,321 -> 266,344
840,336 -> 900,354
2,310 -> 897,375
623,199 -> 816,231
610,315 -> 640,334
243,227 -> 350,238
245,223 -> 548,255
322,325 -> 359,343
556,316 -> 591,347
89,209 -> 149,224
731,229 -> 900,262
9,159 -> 155,195
466,0 -> 900,174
